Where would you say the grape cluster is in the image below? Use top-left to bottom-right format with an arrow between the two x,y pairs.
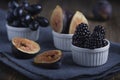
6,0 -> 49,31
72,23 -> 108,49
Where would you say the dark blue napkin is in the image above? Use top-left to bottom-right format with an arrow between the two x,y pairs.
0,10 -> 120,80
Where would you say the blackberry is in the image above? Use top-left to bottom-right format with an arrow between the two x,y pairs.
88,37 -> 103,49
76,23 -> 88,30
88,25 -> 106,49
91,31 -> 103,40
75,23 -> 90,37
102,39 -> 108,47
72,24 -> 107,49
72,23 -> 90,47
93,25 -> 105,39
83,38 -> 90,48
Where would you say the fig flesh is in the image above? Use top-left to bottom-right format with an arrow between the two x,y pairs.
12,37 -> 40,59
34,50 -> 62,69
69,11 -> 88,34
50,5 -> 64,33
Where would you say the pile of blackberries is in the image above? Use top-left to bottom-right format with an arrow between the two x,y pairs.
6,0 -> 49,31
72,23 -> 108,49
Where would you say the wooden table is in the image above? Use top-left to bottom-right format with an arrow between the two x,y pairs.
0,0 -> 120,80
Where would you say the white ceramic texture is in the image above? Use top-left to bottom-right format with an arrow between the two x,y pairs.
52,31 -> 73,51
6,24 -> 40,41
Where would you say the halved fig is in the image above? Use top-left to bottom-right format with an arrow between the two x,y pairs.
50,5 -> 65,33
34,50 -> 62,69
69,11 -> 88,34
12,37 -> 40,59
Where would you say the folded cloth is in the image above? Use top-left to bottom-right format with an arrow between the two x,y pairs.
0,42 -> 120,80
0,10 -> 120,80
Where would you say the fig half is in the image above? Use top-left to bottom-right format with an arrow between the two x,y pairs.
69,11 -> 88,34
34,50 -> 62,69
12,37 -> 40,59
50,5 -> 64,33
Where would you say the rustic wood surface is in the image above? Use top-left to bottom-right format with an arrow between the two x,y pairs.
0,0 -> 120,80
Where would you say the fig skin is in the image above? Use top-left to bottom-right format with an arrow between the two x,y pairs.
50,5 -> 73,34
62,11 -> 73,34
34,59 -> 62,69
34,50 -> 62,69
12,37 -> 40,59
92,0 -> 112,21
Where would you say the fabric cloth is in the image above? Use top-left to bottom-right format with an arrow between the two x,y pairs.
0,10 -> 120,80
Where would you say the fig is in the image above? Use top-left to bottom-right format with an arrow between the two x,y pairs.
12,37 -> 40,59
34,50 -> 62,69
50,5 -> 73,34
92,0 -> 112,21
69,11 -> 88,34
50,5 -> 64,33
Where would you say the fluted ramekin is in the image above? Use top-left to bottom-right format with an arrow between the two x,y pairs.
71,39 -> 110,67
6,24 -> 40,41
52,31 -> 73,51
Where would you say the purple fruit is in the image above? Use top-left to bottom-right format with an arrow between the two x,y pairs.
21,14 -> 33,25
6,11 -> 16,23
36,17 -> 49,27
62,11 -> 73,34
13,7 -> 25,17
92,0 -> 112,21
21,0 -> 29,8
25,4 -> 42,15
8,0 -> 19,10
29,20 -> 39,31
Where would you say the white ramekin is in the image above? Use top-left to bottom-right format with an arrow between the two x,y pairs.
6,24 -> 40,41
52,31 -> 73,51
71,39 -> 110,67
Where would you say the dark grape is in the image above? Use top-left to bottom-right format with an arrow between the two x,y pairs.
21,14 -> 33,26
21,0 -> 29,8
29,21 -> 39,31
13,7 -> 25,17
36,17 -> 49,27
6,11 -> 16,23
8,0 -> 19,10
25,4 -> 42,15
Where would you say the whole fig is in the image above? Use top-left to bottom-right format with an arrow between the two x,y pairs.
92,0 -> 112,21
